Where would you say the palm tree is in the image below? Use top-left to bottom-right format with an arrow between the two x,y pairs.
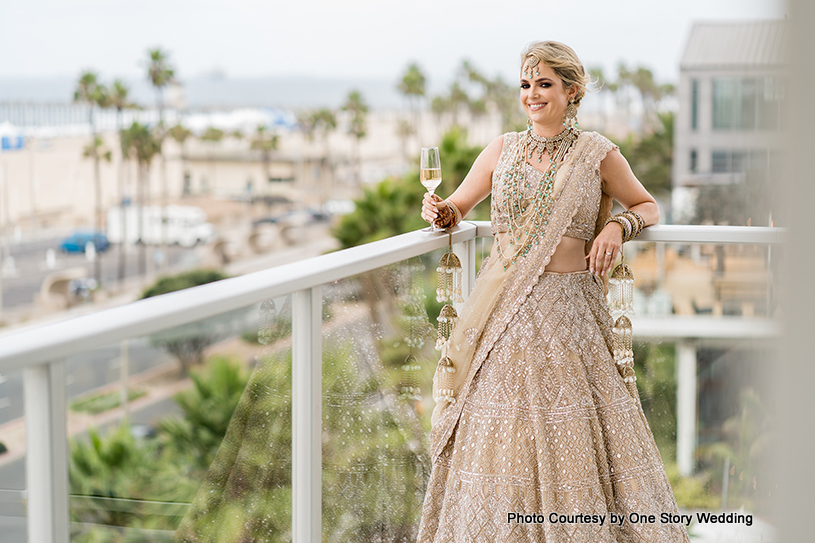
108,79 -> 137,285
146,47 -> 177,273
168,123 -> 193,195
312,109 -> 337,202
447,81 -> 469,126
397,62 -> 426,136
123,122 -> 161,278
342,90 -> 368,185
249,125 -> 279,199
74,71 -> 109,284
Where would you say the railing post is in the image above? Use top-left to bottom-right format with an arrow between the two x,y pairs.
24,360 -> 69,543
292,286 -> 322,542
676,341 -> 698,477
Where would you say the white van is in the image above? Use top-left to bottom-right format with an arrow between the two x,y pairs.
107,205 -> 215,248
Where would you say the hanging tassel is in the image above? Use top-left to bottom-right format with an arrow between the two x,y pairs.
610,253 -> 638,399
609,261 -> 634,314
434,233 -> 461,405
398,353 -> 423,401
435,304 -> 458,350
258,299 -> 277,345
436,251 -> 464,303
435,355 -> 457,404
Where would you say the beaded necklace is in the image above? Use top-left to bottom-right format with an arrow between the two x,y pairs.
497,126 -> 581,270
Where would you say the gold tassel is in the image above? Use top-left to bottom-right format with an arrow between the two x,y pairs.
609,261 -> 634,314
435,355 -> 457,404
433,233 -> 463,404
435,304 -> 458,350
398,354 -> 422,401
436,251 -> 464,304
610,254 -> 638,399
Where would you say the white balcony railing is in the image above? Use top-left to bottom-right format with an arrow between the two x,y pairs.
0,222 -> 783,543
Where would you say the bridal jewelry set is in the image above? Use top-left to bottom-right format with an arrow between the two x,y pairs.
495,124 -> 581,271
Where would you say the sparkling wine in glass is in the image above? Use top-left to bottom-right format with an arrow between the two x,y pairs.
421,147 -> 442,231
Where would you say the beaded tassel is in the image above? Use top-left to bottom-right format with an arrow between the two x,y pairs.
609,261 -> 634,314
436,251 -> 464,304
434,304 -> 458,404
435,304 -> 458,351
398,353 -> 422,401
609,256 -> 638,399
434,233 -> 460,403
258,299 -> 277,345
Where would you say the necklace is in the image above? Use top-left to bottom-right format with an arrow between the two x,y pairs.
527,126 -> 578,163
497,126 -> 581,270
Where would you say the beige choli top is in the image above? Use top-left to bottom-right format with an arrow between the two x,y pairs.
490,130 -> 614,241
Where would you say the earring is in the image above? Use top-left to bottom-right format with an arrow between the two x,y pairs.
563,99 -> 578,129
526,117 -> 533,130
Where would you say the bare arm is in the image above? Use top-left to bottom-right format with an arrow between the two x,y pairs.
587,148 -> 659,275
421,135 -> 503,225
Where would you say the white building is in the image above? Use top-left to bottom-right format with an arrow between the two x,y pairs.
673,20 -> 786,223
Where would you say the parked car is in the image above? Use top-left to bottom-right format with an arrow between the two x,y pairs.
59,231 -> 109,254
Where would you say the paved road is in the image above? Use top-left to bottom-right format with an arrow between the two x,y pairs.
1,234 -> 198,310
0,338 -> 176,426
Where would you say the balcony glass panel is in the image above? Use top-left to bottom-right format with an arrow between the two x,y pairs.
320,251 -> 446,541
0,367 -> 27,540
66,299 -> 291,541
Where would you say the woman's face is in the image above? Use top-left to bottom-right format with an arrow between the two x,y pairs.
520,62 -> 575,131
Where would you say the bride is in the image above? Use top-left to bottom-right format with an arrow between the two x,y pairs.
417,40 -> 690,542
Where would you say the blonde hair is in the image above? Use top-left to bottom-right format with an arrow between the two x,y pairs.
520,41 -> 589,106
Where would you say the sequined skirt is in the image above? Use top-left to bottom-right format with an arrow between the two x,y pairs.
417,270 -> 689,543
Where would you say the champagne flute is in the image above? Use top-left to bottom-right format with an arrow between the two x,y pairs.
420,146 -> 442,232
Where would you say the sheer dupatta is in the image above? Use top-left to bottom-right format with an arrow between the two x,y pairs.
430,132 -> 617,461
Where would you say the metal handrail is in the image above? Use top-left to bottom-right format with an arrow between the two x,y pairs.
0,223 -> 783,372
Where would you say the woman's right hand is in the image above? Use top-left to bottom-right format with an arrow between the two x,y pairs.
421,193 -> 443,225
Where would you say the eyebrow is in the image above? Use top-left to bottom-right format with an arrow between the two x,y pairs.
519,77 -> 555,83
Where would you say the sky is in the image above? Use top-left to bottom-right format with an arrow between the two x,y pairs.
1,0 -> 785,86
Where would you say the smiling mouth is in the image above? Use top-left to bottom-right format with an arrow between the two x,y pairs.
528,103 -> 547,111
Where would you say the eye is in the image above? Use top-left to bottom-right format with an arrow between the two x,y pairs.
539,82 -> 551,88
520,83 -> 530,89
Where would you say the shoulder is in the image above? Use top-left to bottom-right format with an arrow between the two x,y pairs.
577,131 -> 622,172
580,131 -> 618,153
478,133 -> 510,166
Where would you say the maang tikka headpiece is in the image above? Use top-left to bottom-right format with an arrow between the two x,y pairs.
523,56 -> 541,79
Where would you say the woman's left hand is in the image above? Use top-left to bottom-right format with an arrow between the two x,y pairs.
587,223 -> 624,276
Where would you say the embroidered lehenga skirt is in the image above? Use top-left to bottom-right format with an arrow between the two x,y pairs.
417,270 -> 690,542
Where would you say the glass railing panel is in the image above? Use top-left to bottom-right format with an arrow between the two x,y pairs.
621,240 -> 778,527
66,297 -> 293,541
624,240 -> 779,319
321,249 -> 449,541
0,367 -> 27,540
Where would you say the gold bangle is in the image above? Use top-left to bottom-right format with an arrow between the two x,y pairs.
446,199 -> 462,226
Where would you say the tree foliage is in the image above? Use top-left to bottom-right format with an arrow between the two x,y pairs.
617,112 -> 674,197
332,126 -> 484,249
141,269 -> 232,375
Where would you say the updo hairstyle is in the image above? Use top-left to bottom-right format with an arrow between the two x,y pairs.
520,41 -> 589,106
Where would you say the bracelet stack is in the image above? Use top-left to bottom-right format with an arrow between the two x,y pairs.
435,199 -> 462,229
605,210 -> 644,242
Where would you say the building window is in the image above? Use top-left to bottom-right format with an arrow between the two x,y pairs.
691,79 -> 699,131
712,151 -> 730,173
690,149 -> 698,172
713,77 -> 783,130
711,150 -> 769,174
